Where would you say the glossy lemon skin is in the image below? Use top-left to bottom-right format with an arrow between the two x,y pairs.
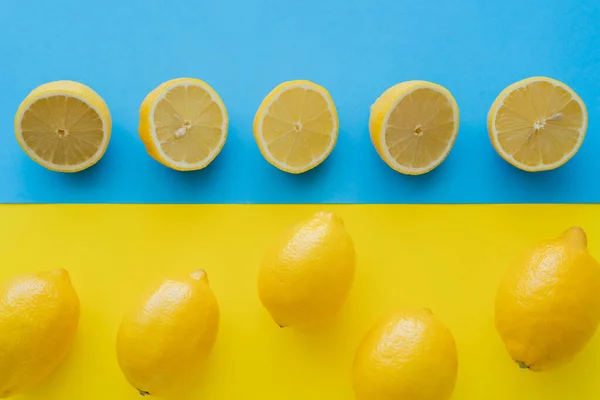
495,227 -> 600,371
370,81 -> 417,164
353,309 -> 458,400
116,270 -> 220,397
138,78 -> 228,171
257,212 -> 355,327
14,80 -> 112,172
0,269 -> 80,398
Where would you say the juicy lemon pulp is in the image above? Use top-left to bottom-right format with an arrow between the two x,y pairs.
488,77 -> 587,171
370,81 -> 459,175
139,78 -> 228,171
254,80 -> 338,174
14,81 -> 111,172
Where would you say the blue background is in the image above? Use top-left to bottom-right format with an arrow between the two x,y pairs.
1,0 -> 599,204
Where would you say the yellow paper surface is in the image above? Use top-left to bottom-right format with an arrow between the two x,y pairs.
2,204 -> 600,400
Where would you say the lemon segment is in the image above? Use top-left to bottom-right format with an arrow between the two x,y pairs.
488,77 -> 587,172
370,81 -> 459,175
253,80 -> 339,174
139,78 -> 228,171
14,81 -> 111,172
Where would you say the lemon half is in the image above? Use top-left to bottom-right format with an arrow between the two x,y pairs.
139,78 -> 228,171
488,77 -> 587,172
370,81 -> 459,175
253,80 -> 338,174
14,81 -> 111,172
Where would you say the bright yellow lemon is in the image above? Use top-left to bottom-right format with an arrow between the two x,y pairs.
258,211 -> 355,327
496,227 -> 600,371
0,269 -> 80,398
117,270 -> 220,397
488,77 -> 587,171
14,81 -> 111,172
139,78 -> 228,171
370,81 -> 459,175
353,309 -> 458,400
253,80 -> 338,174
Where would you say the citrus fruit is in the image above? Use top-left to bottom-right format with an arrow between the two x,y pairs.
253,80 -> 338,174
495,227 -> 600,371
258,211 -> 355,327
370,81 -> 459,175
139,78 -> 228,171
0,269 -> 80,398
488,77 -> 587,172
117,270 -> 219,397
14,80 -> 111,172
353,308 -> 458,400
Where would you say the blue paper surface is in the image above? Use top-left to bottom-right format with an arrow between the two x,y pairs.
1,0 -> 599,204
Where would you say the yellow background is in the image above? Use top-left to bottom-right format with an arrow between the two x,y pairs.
3,204 -> 600,400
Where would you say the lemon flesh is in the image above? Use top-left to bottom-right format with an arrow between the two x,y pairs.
495,227 -> 600,371
353,309 -> 458,400
253,80 -> 338,174
116,270 -> 219,397
14,81 -> 111,172
370,81 -> 459,175
488,77 -> 587,172
257,211 -> 355,327
0,269 -> 80,398
139,78 -> 228,171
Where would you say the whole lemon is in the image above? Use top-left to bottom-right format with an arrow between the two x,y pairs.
0,269 -> 80,398
353,309 -> 458,400
495,227 -> 600,371
258,211 -> 355,328
116,270 -> 219,397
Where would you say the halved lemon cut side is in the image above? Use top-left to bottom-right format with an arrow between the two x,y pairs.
139,78 -> 228,171
370,81 -> 459,175
14,80 -> 111,172
253,80 -> 338,174
488,77 -> 587,172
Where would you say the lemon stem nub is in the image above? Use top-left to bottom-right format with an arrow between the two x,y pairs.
190,269 -> 208,283
562,227 -> 587,249
517,361 -> 529,370
138,389 -> 150,396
